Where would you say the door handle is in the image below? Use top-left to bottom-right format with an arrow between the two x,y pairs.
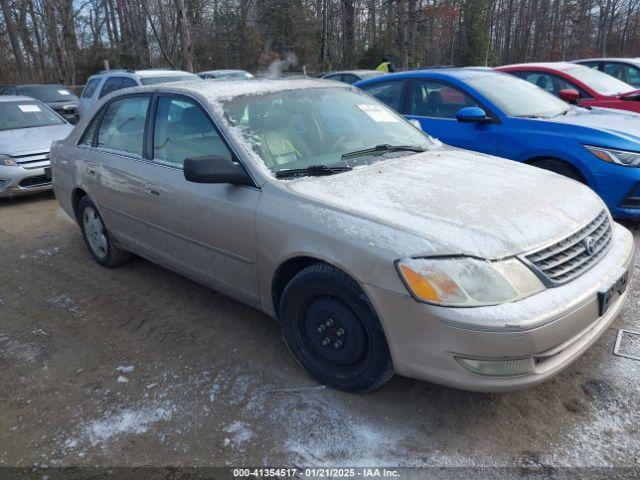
144,184 -> 160,197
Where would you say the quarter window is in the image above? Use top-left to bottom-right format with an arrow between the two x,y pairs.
362,81 -> 405,112
79,115 -> 100,146
408,80 -> 479,118
153,97 -> 232,168
97,96 -> 149,156
82,78 -> 101,98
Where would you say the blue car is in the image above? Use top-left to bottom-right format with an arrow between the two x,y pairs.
355,69 -> 640,220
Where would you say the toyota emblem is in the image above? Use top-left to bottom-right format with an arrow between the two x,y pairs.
583,236 -> 596,255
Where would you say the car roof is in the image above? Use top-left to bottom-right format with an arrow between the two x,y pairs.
199,69 -> 249,75
499,62 -> 582,71
575,57 -> 640,63
0,95 -> 41,103
324,70 -> 381,75
91,69 -> 193,79
363,67 -> 505,81
123,78 -> 345,102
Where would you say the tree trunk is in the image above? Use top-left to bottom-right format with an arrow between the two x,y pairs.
0,0 -> 28,80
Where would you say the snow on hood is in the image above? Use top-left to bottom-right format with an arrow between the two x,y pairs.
548,107 -> 640,143
0,123 -> 73,156
286,148 -> 605,259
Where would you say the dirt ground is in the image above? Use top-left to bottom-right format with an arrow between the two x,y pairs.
1,193 -> 639,472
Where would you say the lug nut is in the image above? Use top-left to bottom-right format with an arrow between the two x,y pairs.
325,318 -> 334,327
334,340 -> 343,349
322,338 -> 330,346
336,328 -> 345,337
317,325 -> 326,333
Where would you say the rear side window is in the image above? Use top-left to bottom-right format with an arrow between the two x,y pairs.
121,78 -> 138,89
153,96 -> 232,168
99,77 -> 124,98
97,96 -> 150,156
362,81 -> 405,112
82,78 -> 101,98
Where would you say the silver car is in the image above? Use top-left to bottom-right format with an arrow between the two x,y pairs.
51,79 -> 635,392
0,96 -> 73,198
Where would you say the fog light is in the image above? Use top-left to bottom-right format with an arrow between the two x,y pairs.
455,356 -> 535,376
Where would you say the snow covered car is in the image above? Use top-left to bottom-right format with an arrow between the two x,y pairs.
0,96 -> 73,198
51,79 -> 635,392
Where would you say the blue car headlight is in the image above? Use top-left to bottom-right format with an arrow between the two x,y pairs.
584,145 -> 640,167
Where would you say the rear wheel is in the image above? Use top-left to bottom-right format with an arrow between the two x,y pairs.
279,263 -> 394,392
529,158 -> 586,184
78,196 -> 131,267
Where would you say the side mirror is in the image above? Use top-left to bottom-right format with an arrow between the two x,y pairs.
184,155 -> 253,186
456,107 -> 491,123
559,89 -> 580,103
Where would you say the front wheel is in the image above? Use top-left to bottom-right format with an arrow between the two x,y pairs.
78,196 -> 131,267
279,263 -> 394,392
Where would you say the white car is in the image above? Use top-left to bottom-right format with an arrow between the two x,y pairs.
78,69 -> 200,117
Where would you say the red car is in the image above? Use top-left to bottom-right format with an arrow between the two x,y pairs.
496,62 -> 640,114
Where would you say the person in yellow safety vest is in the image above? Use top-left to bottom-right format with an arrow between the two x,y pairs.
376,56 -> 396,73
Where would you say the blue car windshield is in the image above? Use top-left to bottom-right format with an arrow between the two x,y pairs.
466,74 -> 569,118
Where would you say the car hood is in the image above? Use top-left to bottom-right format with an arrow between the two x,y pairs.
286,148 -> 605,259
0,124 -> 73,155
546,107 -> 640,143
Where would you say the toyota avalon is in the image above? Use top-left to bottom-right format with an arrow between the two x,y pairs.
50,79 -> 635,392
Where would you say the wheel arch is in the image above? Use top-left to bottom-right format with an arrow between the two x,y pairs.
71,187 -> 89,222
523,156 -> 589,185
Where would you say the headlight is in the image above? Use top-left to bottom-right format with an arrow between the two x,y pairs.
0,154 -> 18,167
584,145 -> 640,167
396,257 -> 545,307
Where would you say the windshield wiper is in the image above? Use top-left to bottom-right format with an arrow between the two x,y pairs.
275,164 -> 353,178
341,144 -> 426,159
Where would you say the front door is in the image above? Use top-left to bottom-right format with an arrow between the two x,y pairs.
141,94 -> 261,304
404,79 -> 500,155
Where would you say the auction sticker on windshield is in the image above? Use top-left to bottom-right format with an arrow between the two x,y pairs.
18,104 -> 41,112
357,104 -> 399,122
58,90 -> 71,95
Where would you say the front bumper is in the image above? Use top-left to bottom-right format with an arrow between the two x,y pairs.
365,223 -> 636,392
0,165 -> 52,198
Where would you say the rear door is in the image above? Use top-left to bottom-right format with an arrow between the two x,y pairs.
404,79 -> 499,154
88,94 -> 155,254
140,93 -> 261,304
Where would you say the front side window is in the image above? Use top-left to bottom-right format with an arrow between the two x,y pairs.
341,74 -> 360,85
625,64 -> 640,87
82,78 -> 101,98
407,80 -> 479,118
153,97 -> 232,168
121,78 -> 138,89
0,101 -> 64,131
97,96 -> 149,156
222,87 -> 434,175
361,80 -> 405,111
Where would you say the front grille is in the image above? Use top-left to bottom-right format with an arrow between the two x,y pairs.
524,210 -> 612,285
12,151 -> 50,170
19,175 -> 51,188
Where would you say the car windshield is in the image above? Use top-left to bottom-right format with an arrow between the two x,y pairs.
564,66 -> 635,95
467,74 -> 569,118
16,84 -> 77,102
140,74 -> 201,85
0,101 -> 64,131
222,87 -> 434,175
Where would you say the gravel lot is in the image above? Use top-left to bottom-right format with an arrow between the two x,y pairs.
1,193 -> 639,472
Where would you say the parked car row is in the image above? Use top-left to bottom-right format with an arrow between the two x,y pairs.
1,59 -> 637,394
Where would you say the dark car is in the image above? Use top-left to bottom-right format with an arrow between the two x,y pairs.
0,84 -> 80,123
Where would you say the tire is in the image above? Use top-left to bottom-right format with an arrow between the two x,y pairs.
530,158 -> 586,184
279,263 -> 395,392
77,196 -> 131,267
